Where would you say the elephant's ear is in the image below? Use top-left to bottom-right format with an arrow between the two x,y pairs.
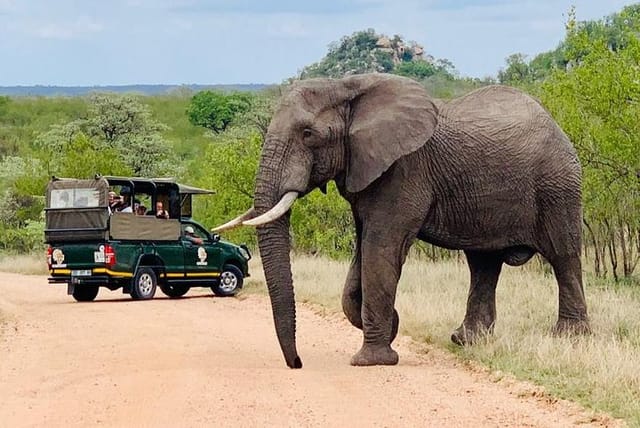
344,74 -> 438,193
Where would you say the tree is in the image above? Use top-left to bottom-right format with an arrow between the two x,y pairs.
187,91 -> 252,134
394,59 -> 454,81
35,93 -> 173,177
498,53 -> 533,85
85,93 -> 168,144
541,9 -> 640,279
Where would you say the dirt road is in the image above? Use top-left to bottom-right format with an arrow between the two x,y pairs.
0,272 -> 617,427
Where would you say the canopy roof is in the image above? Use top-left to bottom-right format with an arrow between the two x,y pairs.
102,176 -> 215,195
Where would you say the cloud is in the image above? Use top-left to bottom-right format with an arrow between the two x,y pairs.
168,0 -> 382,15
20,16 -> 103,40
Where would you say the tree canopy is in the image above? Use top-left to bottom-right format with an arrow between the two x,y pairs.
187,91 -> 252,134
539,7 -> 640,279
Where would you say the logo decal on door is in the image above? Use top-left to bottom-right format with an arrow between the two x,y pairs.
196,247 -> 208,266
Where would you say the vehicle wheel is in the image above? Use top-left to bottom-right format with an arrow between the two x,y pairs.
212,264 -> 243,297
72,285 -> 99,302
131,267 -> 157,300
160,284 -> 190,298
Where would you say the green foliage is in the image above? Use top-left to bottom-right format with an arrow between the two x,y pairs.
393,59 -> 454,81
58,133 -> 132,178
145,92 -> 212,159
541,8 -> 640,279
33,93 -> 174,177
394,60 -> 438,80
500,4 -> 640,88
186,127 -> 262,247
86,93 -> 168,144
187,91 -> 252,134
0,220 -> 45,253
290,185 -> 353,258
0,156 -> 47,227
0,96 -> 9,113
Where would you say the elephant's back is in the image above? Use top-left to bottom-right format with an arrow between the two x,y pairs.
438,85 -> 567,151
435,85 -> 578,172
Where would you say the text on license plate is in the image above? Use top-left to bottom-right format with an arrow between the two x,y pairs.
71,270 -> 92,276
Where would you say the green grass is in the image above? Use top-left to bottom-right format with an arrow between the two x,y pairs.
245,255 -> 640,426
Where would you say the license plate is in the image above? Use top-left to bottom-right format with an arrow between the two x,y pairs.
71,270 -> 92,277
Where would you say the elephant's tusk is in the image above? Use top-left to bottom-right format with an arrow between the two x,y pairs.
243,192 -> 298,227
211,207 -> 257,232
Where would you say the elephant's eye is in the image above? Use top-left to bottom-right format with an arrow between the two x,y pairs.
302,128 -> 313,139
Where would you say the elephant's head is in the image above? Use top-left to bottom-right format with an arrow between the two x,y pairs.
215,73 -> 438,368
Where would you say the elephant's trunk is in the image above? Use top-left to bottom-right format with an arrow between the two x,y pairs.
254,139 -> 302,369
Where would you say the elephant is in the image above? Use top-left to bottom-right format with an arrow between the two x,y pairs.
214,73 -> 590,369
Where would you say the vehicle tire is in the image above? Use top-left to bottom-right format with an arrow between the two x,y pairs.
160,284 -> 190,298
131,267 -> 157,300
72,285 -> 99,302
212,264 -> 243,297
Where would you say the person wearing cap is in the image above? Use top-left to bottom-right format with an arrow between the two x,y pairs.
183,225 -> 203,245
118,186 -> 133,213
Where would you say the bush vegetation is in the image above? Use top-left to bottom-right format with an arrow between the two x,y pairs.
0,7 -> 638,285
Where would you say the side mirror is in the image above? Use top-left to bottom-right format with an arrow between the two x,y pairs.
211,233 -> 220,243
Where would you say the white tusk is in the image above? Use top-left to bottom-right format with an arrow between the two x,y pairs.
242,192 -> 298,227
212,207 -> 257,232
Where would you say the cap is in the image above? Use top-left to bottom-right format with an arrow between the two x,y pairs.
184,226 -> 195,234
120,186 -> 131,196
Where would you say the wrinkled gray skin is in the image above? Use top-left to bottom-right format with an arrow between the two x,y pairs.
252,73 -> 589,369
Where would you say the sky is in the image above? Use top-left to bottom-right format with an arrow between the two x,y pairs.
0,0 -> 636,86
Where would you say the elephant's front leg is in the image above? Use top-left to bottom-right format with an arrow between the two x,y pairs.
451,250 -> 503,345
342,217 -> 400,340
350,226 -> 413,366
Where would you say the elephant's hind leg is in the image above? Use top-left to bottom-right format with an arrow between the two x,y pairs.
548,253 -> 590,336
342,251 -> 363,330
452,251 -> 503,346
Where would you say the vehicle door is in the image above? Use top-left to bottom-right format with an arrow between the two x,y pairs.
182,223 -> 223,280
154,241 -> 185,279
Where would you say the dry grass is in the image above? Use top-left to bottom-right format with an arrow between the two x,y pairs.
245,255 -> 640,426
0,253 -> 48,275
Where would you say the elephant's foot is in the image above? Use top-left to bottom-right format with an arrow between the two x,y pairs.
344,308 -> 400,344
552,317 -> 591,337
350,344 -> 399,366
390,309 -> 399,343
450,321 -> 494,346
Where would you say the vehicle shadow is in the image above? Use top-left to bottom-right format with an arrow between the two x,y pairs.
68,294 -> 223,304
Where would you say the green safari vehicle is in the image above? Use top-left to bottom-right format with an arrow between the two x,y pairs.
45,176 -> 251,301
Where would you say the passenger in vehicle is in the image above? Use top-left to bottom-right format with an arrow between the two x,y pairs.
108,191 -> 117,208
118,187 -> 133,213
153,201 -> 170,219
135,204 -> 147,215
183,226 -> 203,245
108,191 -> 122,214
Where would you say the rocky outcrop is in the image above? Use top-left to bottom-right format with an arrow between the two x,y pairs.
376,36 -> 424,64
